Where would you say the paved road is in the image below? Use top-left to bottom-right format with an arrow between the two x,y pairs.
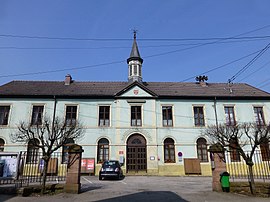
1,176 -> 269,202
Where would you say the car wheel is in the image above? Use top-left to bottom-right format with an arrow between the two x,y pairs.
99,175 -> 102,180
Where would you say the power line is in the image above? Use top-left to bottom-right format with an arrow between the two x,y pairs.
0,24 -> 270,41
256,71 -> 270,87
180,49 -> 262,82
0,60 -> 126,78
0,25 -> 269,80
0,38 -> 269,50
0,35 -> 269,42
256,67 -> 270,88
228,43 -> 270,83
142,25 -> 270,59
237,59 -> 270,83
0,47 -> 262,82
257,80 -> 270,89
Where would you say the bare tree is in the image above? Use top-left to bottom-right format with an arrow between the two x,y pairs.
204,123 -> 270,195
10,117 -> 84,194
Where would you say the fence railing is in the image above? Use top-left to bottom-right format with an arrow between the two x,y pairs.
17,151 -> 67,185
225,150 -> 270,181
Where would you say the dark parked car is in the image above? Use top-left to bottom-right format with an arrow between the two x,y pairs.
99,160 -> 123,180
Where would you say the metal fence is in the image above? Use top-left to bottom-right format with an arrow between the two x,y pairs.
225,150 -> 270,181
17,151 -> 67,185
0,150 -> 68,187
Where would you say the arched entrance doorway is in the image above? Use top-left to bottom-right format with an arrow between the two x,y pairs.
126,134 -> 147,173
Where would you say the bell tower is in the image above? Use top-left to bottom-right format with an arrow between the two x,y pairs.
127,31 -> 143,83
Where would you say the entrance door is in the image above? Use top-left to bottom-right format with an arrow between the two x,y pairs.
127,134 -> 147,173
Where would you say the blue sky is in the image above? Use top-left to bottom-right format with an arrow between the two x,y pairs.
1,1 -> 270,92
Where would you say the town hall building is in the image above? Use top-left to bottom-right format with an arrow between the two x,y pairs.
1,33 -> 270,176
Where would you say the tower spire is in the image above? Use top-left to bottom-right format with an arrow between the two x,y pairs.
127,30 -> 143,83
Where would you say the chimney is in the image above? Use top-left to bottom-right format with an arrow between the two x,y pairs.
200,81 -> 208,87
65,74 -> 72,85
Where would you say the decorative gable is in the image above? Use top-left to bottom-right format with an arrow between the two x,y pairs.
115,81 -> 157,98
119,85 -> 153,97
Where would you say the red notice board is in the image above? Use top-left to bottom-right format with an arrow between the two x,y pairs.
81,158 -> 95,175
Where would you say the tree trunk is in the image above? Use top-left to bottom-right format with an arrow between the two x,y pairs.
41,159 -> 49,194
248,164 -> 256,195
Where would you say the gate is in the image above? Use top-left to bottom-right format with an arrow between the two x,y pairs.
127,134 -> 147,173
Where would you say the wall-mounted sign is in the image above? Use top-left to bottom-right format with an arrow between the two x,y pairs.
87,159 -> 94,170
81,158 -> 95,174
119,150 -> 124,155
178,152 -> 183,162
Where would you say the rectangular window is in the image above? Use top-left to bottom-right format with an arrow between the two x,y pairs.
193,106 -> 205,126
162,106 -> 173,126
224,106 -> 236,126
31,106 -> 44,125
99,106 -> 110,127
0,106 -> 10,125
65,106 -> 77,125
131,106 -> 142,126
254,107 -> 265,126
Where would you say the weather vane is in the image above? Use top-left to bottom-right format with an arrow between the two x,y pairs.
132,28 -> 138,39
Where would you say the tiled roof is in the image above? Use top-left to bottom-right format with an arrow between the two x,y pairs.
144,82 -> 270,98
0,80 -> 269,99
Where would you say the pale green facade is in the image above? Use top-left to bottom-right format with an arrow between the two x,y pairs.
1,85 -> 269,176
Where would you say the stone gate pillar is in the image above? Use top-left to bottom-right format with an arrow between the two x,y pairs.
208,144 -> 227,192
65,144 -> 84,194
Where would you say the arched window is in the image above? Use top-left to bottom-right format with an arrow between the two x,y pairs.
97,138 -> 109,163
0,138 -> 5,152
229,138 -> 241,162
164,138 -> 175,163
26,139 -> 40,164
62,138 -> 75,164
260,138 -> 270,161
197,138 -> 208,162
